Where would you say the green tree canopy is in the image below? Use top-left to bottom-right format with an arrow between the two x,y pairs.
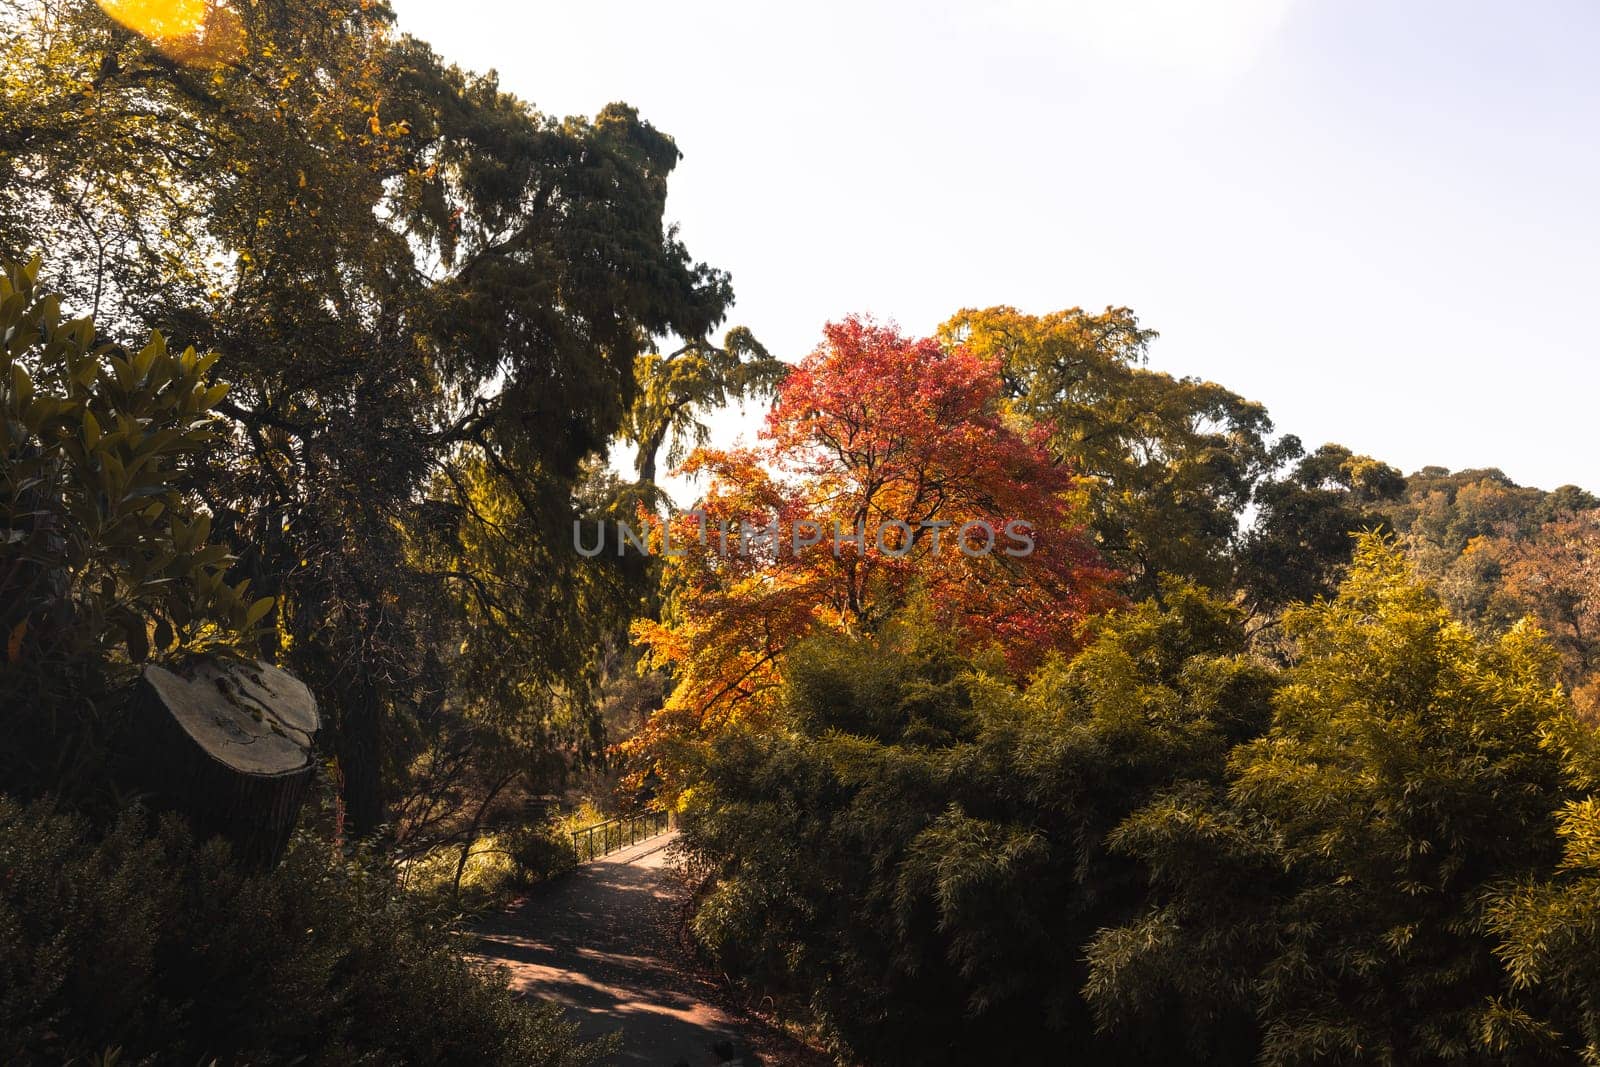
1,0 -> 736,832
939,305 -> 1296,595
623,326 -> 786,487
1238,443 -> 1406,613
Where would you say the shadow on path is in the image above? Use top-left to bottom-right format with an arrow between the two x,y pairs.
468,833 -> 819,1066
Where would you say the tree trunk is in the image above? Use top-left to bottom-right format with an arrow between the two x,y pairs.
332,656 -> 385,839
132,658 -> 320,868
637,423 -> 670,485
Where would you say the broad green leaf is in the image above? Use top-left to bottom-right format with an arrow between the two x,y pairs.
244,596 -> 276,628
199,382 -> 230,410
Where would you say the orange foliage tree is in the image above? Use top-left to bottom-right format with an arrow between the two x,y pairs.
628,317 -> 1120,793
1491,510 -> 1600,717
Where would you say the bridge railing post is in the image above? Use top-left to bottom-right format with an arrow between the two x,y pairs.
566,808 -> 674,863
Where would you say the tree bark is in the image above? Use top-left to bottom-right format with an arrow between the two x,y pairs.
132,658 -> 320,868
332,651 -> 385,839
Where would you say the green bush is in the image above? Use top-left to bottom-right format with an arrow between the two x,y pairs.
0,797 -> 615,1066
509,824 -> 580,885
403,825 -> 577,913
682,548 -> 1600,1064
1,254 -> 268,805
679,586 -> 1274,1063
1087,538 -> 1589,1064
403,834 -> 523,913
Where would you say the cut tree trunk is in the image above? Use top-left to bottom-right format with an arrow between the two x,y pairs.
133,658 -> 320,868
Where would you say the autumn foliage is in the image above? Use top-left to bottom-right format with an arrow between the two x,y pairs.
629,317 -> 1119,790
1476,509 -> 1600,717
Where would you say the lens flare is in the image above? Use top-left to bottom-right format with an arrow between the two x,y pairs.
97,0 -> 244,67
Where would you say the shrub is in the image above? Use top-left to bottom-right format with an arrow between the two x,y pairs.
1,254 -> 268,806
0,797 -> 615,1066
680,588 -> 1272,1063
1088,537 -> 1585,1065
402,825 -> 577,913
403,834 -> 523,913
509,824 -> 580,885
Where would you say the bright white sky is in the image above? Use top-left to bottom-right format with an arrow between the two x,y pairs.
392,0 -> 1600,494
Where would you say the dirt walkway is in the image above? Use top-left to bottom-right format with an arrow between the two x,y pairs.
468,832 -> 825,1066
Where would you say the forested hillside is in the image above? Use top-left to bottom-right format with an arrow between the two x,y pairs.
3,1 -> 1597,1064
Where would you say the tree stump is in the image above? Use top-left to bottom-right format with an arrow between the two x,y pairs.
133,658 -> 320,868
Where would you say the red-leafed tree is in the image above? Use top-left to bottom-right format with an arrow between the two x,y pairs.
628,317 -> 1119,789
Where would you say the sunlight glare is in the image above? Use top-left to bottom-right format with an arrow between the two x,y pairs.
97,0 -> 243,67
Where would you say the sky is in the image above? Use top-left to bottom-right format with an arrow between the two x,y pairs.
391,0 -> 1600,494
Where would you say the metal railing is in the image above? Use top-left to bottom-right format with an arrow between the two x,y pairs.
569,809 -> 674,862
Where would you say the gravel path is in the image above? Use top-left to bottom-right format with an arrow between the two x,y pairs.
468,832 -> 826,1066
